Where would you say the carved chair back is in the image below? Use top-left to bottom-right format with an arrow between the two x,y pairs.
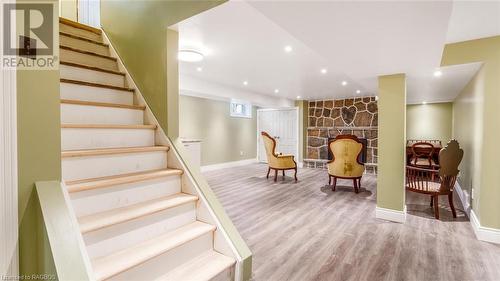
327,135 -> 365,178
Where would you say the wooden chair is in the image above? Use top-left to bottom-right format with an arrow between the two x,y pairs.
409,141 -> 438,168
406,140 -> 464,219
327,135 -> 365,193
407,139 -> 442,147
261,132 -> 297,182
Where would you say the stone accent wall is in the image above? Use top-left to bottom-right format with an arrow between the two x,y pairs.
305,97 -> 378,174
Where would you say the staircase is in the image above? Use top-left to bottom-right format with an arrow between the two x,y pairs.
59,18 -> 236,281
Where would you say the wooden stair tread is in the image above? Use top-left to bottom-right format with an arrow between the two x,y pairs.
60,31 -> 108,46
61,146 -> 169,158
155,251 -> 236,281
60,99 -> 143,110
65,168 -> 183,193
60,45 -> 117,61
60,78 -> 134,92
61,124 -> 156,129
92,221 -> 215,281
79,193 -> 198,234
60,17 -> 102,35
60,61 -> 125,76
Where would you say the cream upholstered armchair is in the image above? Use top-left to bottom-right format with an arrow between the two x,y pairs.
261,132 -> 297,182
327,135 -> 365,193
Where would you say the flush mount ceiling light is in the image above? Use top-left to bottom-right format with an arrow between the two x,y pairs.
178,50 -> 204,62
341,81 -> 348,86
243,81 -> 248,86
274,89 -> 280,93
422,101 -> 428,105
284,45 -> 293,53
296,96 -> 301,99
356,90 -> 361,94
196,67 -> 203,72
433,70 -> 443,77
320,68 -> 328,74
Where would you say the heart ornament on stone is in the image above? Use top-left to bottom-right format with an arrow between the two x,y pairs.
341,106 -> 357,125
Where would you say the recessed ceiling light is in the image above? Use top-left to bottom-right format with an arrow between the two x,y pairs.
433,70 -> 442,77
274,89 -> 280,93
196,67 -> 203,72
284,45 -> 293,53
356,90 -> 361,94
178,50 -> 204,62
341,81 -> 347,86
296,96 -> 301,99
243,81 -> 248,86
320,68 -> 328,74
422,101 -> 428,105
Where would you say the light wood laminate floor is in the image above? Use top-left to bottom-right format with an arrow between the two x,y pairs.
203,164 -> 500,281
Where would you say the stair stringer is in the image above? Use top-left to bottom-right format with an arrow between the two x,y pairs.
101,31 -> 250,281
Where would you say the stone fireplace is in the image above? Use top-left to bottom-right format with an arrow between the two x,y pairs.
305,97 -> 378,174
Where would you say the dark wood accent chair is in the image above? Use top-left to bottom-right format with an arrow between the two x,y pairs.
409,141 -> 439,169
406,140 -> 464,219
261,132 -> 298,182
327,135 -> 365,193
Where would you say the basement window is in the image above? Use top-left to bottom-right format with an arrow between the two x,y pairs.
230,100 -> 252,118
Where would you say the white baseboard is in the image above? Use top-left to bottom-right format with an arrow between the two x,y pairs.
470,210 -> 500,245
201,158 -> 258,172
375,205 -> 407,223
454,181 -> 471,216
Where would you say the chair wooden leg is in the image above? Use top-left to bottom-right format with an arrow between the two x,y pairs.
274,169 -> 278,182
430,196 -> 434,207
358,178 -> 362,190
353,179 -> 359,193
332,177 -> 337,191
294,168 -> 297,182
282,170 -> 285,180
448,193 -> 457,218
328,175 -> 331,186
266,167 -> 271,179
433,195 -> 440,219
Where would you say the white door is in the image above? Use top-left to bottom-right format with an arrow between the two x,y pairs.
78,0 -> 100,28
258,108 -> 298,163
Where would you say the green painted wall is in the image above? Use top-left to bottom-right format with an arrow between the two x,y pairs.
179,95 -> 257,166
452,68 -> 485,214
59,0 -> 77,21
442,36 -> 500,229
406,102 -> 453,144
100,0 -> 226,136
377,74 -> 406,212
17,0 -> 61,276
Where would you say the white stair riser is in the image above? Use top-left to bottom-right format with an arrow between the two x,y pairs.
62,151 -> 167,181
61,104 -> 143,125
60,24 -> 102,42
60,83 -> 133,105
106,232 -> 213,281
84,203 -> 197,259
61,128 -> 155,150
60,35 -> 109,56
60,64 -> 125,87
70,176 -> 182,217
61,48 -> 118,71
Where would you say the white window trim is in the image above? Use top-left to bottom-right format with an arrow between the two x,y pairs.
229,99 -> 252,119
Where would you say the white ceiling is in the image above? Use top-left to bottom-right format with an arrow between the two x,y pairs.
176,0 -> 498,104
446,1 -> 500,43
